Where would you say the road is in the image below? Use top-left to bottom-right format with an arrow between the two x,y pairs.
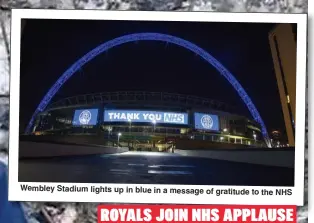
19,151 -> 294,186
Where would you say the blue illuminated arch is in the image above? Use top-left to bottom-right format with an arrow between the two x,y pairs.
26,32 -> 271,147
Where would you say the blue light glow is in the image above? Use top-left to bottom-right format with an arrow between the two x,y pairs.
25,32 -> 271,147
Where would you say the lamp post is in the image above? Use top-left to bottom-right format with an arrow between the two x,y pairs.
128,119 -> 132,147
128,119 -> 132,135
108,126 -> 112,139
253,133 -> 257,146
152,120 -> 156,133
223,128 -> 228,142
117,132 -> 122,147
152,120 -> 156,149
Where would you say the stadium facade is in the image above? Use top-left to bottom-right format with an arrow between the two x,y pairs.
32,91 -> 265,150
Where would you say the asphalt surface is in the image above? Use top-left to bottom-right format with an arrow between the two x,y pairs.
19,151 -> 294,186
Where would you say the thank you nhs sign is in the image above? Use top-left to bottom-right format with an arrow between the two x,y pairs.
104,110 -> 188,125
72,109 -> 98,126
194,112 -> 219,131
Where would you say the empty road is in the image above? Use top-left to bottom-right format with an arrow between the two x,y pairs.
19,151 -> 294,186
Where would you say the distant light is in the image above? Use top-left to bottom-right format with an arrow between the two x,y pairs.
152,120 -> 156,124
220,137 -> 224,140
223,128 -> 228,132
287,144 -> 289,147
118,132 -> 122,136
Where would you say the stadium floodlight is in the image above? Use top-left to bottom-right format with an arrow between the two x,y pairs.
24,32 -> 271,147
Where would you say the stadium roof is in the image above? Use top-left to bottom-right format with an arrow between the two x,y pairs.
46,91 -> 238,114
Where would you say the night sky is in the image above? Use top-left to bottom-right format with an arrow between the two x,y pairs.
19,18 -> 287,136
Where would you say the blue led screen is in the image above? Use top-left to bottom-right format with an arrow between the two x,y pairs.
194,112 -> 220,131
72,109 -> 99,126
104,110 -> 188,125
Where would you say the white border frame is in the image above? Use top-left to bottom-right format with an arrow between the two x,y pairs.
8,9 -> 307,205
308,3 -> 313,221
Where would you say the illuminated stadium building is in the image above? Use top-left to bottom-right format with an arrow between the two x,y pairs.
33,91 -> 265,150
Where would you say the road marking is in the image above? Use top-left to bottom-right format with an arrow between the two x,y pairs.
110,169 -> 132,174
148,165 -> 195,168
148,170 -> 192,175
128,163 -> 145,166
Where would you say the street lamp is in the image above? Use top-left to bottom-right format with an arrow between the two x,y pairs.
128,119 -> 132,135
152,120 -> 156,133
253,134 -> 257,146
108,126 -> 112,139
128,119 -> 132,147
117,132 -> 122,147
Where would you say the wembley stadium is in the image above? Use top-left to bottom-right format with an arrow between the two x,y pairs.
31,91 -> 266,151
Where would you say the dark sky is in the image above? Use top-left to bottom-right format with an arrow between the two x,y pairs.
19,18 -> 287,135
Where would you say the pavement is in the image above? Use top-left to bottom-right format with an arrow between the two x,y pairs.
19,151 -> 294,186
19,141 -> 129,158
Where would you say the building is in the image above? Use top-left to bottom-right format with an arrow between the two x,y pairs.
269,24 -> 297,147
31,91 -> 266,151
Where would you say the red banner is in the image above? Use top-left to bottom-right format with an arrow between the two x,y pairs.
97,205 -> 296,223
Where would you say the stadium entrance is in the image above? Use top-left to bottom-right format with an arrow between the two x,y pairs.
103,129 -> 176,153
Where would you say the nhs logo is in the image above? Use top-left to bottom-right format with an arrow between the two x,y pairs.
164,113 -> 185,124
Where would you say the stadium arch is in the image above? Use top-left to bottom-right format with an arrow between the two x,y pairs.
25,32 -> 272,147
